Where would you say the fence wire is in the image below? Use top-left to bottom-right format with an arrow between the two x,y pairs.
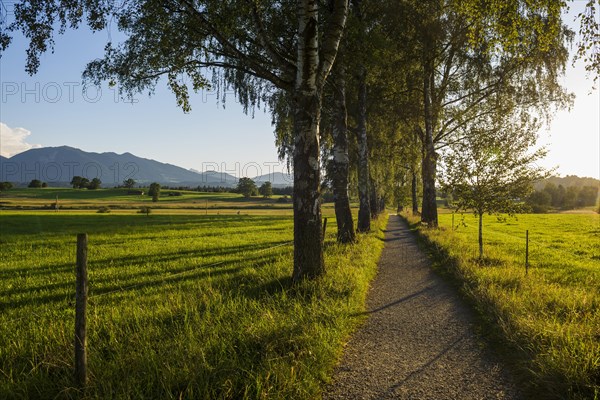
3,239 -> 294,326
89,240 -> 293,299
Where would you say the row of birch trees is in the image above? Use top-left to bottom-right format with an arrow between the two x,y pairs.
3,0 -> 596,280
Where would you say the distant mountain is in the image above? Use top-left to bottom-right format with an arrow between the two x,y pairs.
0,146 -> 238,187
253,172 -> 294,187
534,175 -> 600,191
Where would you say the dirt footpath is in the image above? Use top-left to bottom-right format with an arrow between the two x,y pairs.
324,215 -> 521,400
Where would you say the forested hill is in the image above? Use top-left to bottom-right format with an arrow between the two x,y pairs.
0,146 -> 238,186
534,175 -> 600,191
0,146 -> 295,188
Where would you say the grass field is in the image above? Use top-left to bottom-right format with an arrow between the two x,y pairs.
0,210 -> 386,399
0,188 -> 294,211
404,212 -> 600,399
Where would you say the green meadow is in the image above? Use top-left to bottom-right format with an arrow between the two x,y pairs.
0,188 -> 294,211
405,212 -> 600,399
3,188 -> 598,399
0,210 -> 386,399
0,187 -> 343,218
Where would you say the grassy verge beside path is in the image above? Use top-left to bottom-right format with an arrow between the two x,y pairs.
0,211 -> 387,399
401,212 -> 599,400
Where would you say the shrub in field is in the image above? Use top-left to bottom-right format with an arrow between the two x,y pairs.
0,181 -> 13,191
138,206 -> 152,215
88,178 -> 102,190
527,190 -> 551,213
123,178 -> 136,189
97,206 -> 111,213
71,176 -> 89,189
28,179 -> 43,188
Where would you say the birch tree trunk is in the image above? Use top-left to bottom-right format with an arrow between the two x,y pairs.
421,57 -> 439,227
356,68 -> 371,232
331,65 -> 356,243
292,93 -> 324,280
411,170 -> 419,215
369,176 -> 379,219
293,0 -> 324,281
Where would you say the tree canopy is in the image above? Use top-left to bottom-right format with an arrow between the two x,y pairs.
258,181 -> 273,198
237,177 -> 258,198
28,179 -> 43,188
71,176 -> 90,189
148,182 -> 161,202
88,178 -> 102,190
123,178 -> 136,189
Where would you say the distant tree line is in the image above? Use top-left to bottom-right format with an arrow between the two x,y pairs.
28,179 -> 48,188
0,182 -> 14,191
160,184 -> 294,196
537,175 -> 600,190
527,183 -> 599,213
71,176 -> 102,190
160,185 -> 232,193
237,178 -> 275,198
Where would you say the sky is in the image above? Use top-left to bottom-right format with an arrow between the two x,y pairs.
0,1 -> 598,180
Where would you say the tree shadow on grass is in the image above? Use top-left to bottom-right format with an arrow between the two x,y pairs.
0,240 -> 292,282
0,250 -> 283,311
0,214 -> 289,236
472,256 -> 504,267
239,276 -> 295,301
0,262 -> 244,312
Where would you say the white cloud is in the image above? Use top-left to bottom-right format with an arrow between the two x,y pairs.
0,122 -> 42,158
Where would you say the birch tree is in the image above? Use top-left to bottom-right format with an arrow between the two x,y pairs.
349,0 -> 372,232
574,0 -> 599,82
440,111 -> 550,259
328,59 -> 356,243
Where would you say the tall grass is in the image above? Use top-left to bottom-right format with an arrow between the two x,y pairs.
0,212 -> 386,399
403,212 -> 599,399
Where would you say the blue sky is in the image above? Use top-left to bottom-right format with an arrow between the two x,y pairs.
0,2 -> 598,179
0,11 -> 281,178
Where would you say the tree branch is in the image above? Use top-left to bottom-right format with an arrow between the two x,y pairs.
318,0 -> 349,89
244,0 -> 296,72
177,0 -> 293,90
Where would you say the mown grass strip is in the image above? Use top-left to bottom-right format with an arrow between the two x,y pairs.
0,212 -> 386,399
401,212 -> 599,400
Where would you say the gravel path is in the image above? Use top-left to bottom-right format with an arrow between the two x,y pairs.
324,215 -> 522,400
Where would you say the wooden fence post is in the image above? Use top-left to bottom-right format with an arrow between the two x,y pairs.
75,233 -> 88,387
525,230 -> 529,275
322,218 -> 328,242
